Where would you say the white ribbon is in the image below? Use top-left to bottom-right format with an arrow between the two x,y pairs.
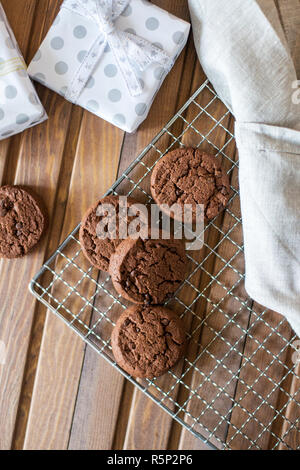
62,0 -> 173,101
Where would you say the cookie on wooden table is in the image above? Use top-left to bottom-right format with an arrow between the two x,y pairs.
111,305 -> 186,379
151,147 -> 230,222
0,185 -> 47,259
79,195 -> 147,272
109,235 -> 187,305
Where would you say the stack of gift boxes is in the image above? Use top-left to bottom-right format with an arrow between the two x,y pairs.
0,0 -> 190,139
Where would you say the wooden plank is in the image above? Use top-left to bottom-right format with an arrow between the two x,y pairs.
277,362 -> 300,450
68,0 -> 195,450
7,0 -> 76,450
0,0 -> 40,184
112,381 -> 135,450
0,91 -> 75,449
0,140 -> 11,183
225,306 -> 297,449
2,0 -> 37,54
12,102 -> 84,449
23,110 -> 123,449
0,0 -> 65,450
0,97 -> 71,446
179,428 -> 212,450
257,0 -> 290,45
276,0 -> 300,74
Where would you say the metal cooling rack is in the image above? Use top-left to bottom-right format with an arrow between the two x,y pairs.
30,80 -> 300,450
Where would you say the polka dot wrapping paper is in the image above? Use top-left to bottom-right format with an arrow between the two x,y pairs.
0,3 -> 47,140
27,0 -> 190,133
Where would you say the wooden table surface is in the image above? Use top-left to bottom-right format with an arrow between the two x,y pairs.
0,0 -> 299,451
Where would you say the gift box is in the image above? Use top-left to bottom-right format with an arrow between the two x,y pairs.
0,3 -> 47,140
28,0 -> 190,133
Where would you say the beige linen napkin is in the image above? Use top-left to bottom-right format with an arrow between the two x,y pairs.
189,0 -> 300,336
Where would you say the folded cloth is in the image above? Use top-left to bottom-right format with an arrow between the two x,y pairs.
0,2 -> 47,140
188,0 -> 300,336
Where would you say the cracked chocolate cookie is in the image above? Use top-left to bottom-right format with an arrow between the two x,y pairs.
151,148 -> 231,222
79,196 -> 147,272
0,185 -> 47,259
111,305 -> 186,378
109,235 -> 187,305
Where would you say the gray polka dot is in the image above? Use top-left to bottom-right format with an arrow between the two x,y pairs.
53,14 -> 60,26
73,25 -> 87,39
154,66 -> 165,80
108,89 -> 122,102
104,64 -> 117,78
5,85 -> 17,99
59,86 -> 68,97
5,37 -> 14,49
51,36 -> 64,50
34,73 -> 46,84
86,100 -> 99,112
32,49 -> 42,62
125,28 -> 136,35
17,69 -> 27,77
77,50 -> 87,63
16,113 -> 30,125
121,4 -> 132,16
86,76 -> 95,89
135,103 -> 147,116
104,43 -> 110,53
28,92 -> 39,105
173,31 -> 185,45
145,17 -> 159,31
0,109 -> 4,120
113,114 -> 126,126
152,42 -> 163,50
1,130 -> 14,137
55,61 -> 68,75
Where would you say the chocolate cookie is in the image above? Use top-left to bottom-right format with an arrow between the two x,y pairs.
151,148 -> 231,222
79,195 -> 147,272
111,305 -> 186,379
0,185 -> 47,259
109,235 -> 187,305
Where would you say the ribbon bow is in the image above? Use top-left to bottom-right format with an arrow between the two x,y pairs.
62,0 -> 173,102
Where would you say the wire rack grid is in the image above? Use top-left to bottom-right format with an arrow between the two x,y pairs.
30,80 -> 300,450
